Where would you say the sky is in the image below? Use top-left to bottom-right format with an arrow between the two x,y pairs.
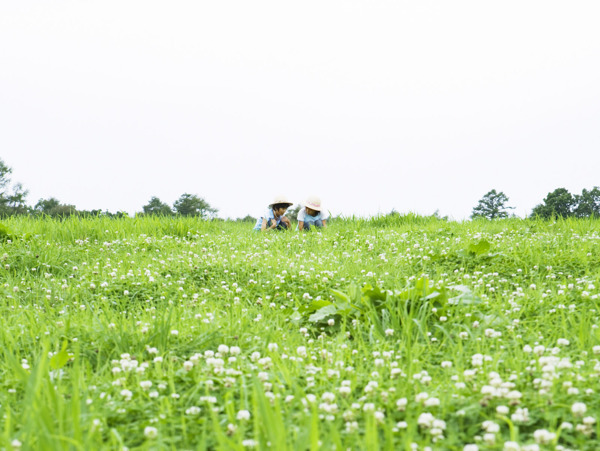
1,1 -> 599,220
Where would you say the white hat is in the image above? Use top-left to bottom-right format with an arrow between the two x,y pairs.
304,195 -> 322,211
269,195 -> 293,208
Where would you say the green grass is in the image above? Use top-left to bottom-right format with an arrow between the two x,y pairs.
1,215 -> 599,450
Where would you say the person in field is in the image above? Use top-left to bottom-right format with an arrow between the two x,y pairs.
253,195 -> 293,232
297,196 -> 328,231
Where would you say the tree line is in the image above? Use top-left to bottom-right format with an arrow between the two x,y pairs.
0,159 -> 221,219
471,188 -> 600,219
2,159 -> 598,220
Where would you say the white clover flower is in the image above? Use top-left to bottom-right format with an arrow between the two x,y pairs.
482,433 -> 496,446
556,338 -> 570,347
267,343 -> 278,352
185,406 -> 201,416
511,408 -> 530,423
237,410 -> 251,421
582,416 -> 596,426
441,361 -> 452,368
464,445 -> 478,451
424,397 -> 440,407
503,441 -> 520,451
385,328 -> 394,336
533,429 -> 555,445
362,403 -> 376,412
297,346 -> 307,357
482,420 -> 500,433
170,330 -> 179,336
496,405 -> 509,415
218,344 -> 229,354
11,439 -> 22,449
571,402 -> 587,417
415,392 -> 429,402
120,389 -> 132,400
140,380 -> 152,390
144,426 -> 158,439
418,412 -> 435,428
396,397 -> 407,410
183,361 -> 194,372
338,386 -> 351,396
321,392 -> 335,402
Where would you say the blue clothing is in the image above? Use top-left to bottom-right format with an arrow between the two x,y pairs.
253,209 -> 288,231
297,207 -> 328,230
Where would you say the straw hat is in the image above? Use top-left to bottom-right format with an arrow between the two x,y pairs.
269,195 -> 293,208
304,195 -> 322,211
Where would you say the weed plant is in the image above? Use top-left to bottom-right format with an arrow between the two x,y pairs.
0,216 -> 599,450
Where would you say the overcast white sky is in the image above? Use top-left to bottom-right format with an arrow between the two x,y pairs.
1,1 -> 599,219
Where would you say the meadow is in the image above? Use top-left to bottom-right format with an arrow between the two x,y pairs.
0,215 -> 599,450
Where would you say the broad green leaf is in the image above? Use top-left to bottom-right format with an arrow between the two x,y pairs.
468,239 -> 491,256
308,305 -> 338,323
50,341 -> 72,370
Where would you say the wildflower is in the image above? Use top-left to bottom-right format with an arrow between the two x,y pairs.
396,397 -> 408,411
424,397 -> 440,407
571,402 -> 587,417
503,441 -> 520,451
140,381 -> 152,390
185,406 -> 201,416
11,439 -> 22,450
418,412 -> 435,428
464,445 -> 478,451
583,416 -> 596,426
120,389 -> 133,400
496,405 -> 509,415
237,410 -> 251,421
144,426 -> 158,439
511,407 -> 530,423
533,429 -> 556,445
385,328 -> 394,336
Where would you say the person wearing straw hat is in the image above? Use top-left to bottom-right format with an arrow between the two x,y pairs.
297,196 -> 328,231
253,195 -> 294,232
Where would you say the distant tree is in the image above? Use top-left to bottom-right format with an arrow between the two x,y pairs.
142,196 -> 173,216
35,197 -> 60,213
173,194 -> 217,218
236,215 -> 257,223
531,188 -> 576,219
573,187 -> 600,218
471,189 -> 514,219
286,205 -> 301,223
0,160 -> 29,217
35,197 -> 77,217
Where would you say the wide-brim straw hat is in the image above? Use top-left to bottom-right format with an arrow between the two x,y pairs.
304,196 -> 322,211
269,195 -> 294,209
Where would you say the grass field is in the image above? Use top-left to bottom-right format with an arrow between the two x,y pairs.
1,215 -> 599,450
